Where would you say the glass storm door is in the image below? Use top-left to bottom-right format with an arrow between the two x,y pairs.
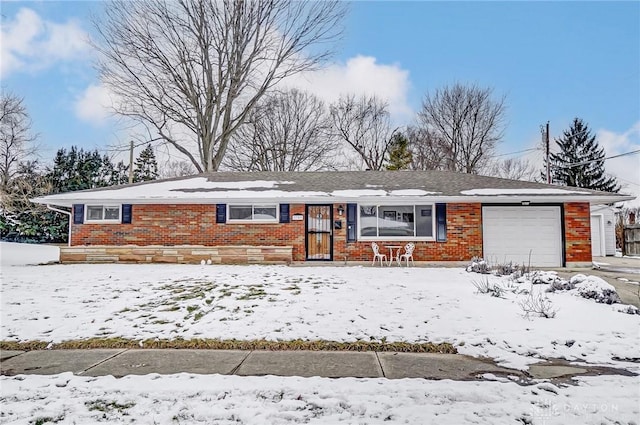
306,205 -> 333,260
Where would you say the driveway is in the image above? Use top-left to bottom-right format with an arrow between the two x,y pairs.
556,256 -> 640,308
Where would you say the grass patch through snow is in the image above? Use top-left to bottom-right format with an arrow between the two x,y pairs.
0,338 -> 456,353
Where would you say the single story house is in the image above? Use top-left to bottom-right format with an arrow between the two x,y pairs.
32,170 -> 634,267
590,204 -> 617,257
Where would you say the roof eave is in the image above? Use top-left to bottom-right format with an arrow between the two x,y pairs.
31,193 -> 635,208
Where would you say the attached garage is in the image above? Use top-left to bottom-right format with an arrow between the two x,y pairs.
482,206 -> 563,267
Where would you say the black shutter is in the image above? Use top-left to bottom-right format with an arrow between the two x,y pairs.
122,204 -> 132,224
73,204 -> 84,224
216,204 -> 226,223
346,203 -> 357,242
436,203 -> 447,242
279,204 -> 290,223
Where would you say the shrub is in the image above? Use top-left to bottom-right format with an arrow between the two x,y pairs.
519,292 -> 557,319
472,277 -> 504,297
573,276 -> 621,304
467,257 -> 490,274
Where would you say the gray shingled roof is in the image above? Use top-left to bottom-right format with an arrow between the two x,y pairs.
32,170 -> 634,206
178,170 -> 616,196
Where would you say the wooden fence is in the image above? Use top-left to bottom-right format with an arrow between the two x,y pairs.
623,224 -> 640,256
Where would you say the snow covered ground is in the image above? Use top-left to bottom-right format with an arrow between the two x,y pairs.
1,242 -> 639,424
1,373 -> 638,425
1,243 -> 639,371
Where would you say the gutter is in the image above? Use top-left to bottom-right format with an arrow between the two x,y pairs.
46,204 -> 72,247
31,193 -> 636,207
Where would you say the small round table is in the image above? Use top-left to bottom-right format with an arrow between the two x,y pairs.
384,245 -> 402,266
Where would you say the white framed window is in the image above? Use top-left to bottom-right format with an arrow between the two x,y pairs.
85,205 -> 121,223
358,204 -> 435,240
228,204 -> 278,223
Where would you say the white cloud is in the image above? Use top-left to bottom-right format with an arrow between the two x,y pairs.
0,8 -> 90,77
286,55 -> 413,124
597,122 -> 640,207
74,83 -> 114,125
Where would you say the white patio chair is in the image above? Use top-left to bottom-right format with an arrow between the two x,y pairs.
399,243 -> 415,266
371,242 -> 387,266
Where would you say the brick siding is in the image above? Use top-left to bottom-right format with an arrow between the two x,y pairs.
564,202 -> 592,263
70,201 -> 591,264
335,203 -> 483,262
71,204 -> 307,261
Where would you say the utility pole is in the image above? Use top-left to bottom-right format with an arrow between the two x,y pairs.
128,140 -> 134,184
541,122 -> 550,184
545,121 -> 550,184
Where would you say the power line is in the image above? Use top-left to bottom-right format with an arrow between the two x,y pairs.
553,149 -> 640,169
494,147 -> 540,158
616,176 -> 640,187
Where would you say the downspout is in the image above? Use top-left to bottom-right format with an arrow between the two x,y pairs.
46,204 -> 72,247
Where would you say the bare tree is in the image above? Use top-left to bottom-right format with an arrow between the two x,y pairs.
93,0 -> 346,173
224,89 -> 338,171
0,93 -> 38,190
417,83 -> 506,174
330,94 -> 395,171
405,125 -> 445,170
487,157 -> 537,181
158,160 -> 198,179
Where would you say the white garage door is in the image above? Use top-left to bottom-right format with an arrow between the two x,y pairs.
483,206 -> 562,267
590,215 -> 603,257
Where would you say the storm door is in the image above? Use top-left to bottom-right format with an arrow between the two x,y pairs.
305,205 -> 333,260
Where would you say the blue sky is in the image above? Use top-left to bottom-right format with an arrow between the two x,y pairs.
1,1 -> 639,196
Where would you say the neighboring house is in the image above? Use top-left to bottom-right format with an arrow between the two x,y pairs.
590,204 -> 617,257
32,170 -> 634,267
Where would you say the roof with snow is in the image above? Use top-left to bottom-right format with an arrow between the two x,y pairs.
32,170 -> 634,207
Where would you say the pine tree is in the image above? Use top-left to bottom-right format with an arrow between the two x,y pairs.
385,133 -> 413,170
111,161 -> 130,185
48,147 -> 114,193
133,144 -> 159,182
545,118 -> 620,192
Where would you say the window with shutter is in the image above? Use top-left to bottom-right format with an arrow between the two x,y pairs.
346,203 -> 357,242
436,203 -> 447,242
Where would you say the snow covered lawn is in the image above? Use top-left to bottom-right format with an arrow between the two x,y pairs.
1,373 -> 638,425
2,243 -> 638,372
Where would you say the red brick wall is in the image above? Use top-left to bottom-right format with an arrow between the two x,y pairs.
334,203 -> 483,262
72,202 -> 483,263
564,202 -> 591,263
71,204 -> 308,261
72,202 -> 590,264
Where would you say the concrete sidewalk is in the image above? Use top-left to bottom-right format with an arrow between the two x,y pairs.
2,349 -> 628,382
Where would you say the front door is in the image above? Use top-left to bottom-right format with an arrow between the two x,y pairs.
306,205 -> 333,260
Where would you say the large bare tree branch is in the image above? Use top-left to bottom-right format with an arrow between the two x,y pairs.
92,0 -> 346,172
0,92 -> 39,191
224,89 -> 338,171
417,83 -> 505,174
329,94 -> 395,171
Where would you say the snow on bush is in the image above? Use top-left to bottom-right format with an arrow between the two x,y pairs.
572,275 -> 622,305
528,271 -> 563,285
465,256 -> 632,316
466,257 -> 529,278
466,257 -> 490,274
614,304 -> 640,315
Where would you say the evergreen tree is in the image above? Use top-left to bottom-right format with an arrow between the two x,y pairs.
48,147 -> 116,193
1,146 -> 130,243
0,161 -> 67,242
133,144 -> 159,182
545,118 -> 620,192
111,160 -> 130,185
385,133 -> 413,170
